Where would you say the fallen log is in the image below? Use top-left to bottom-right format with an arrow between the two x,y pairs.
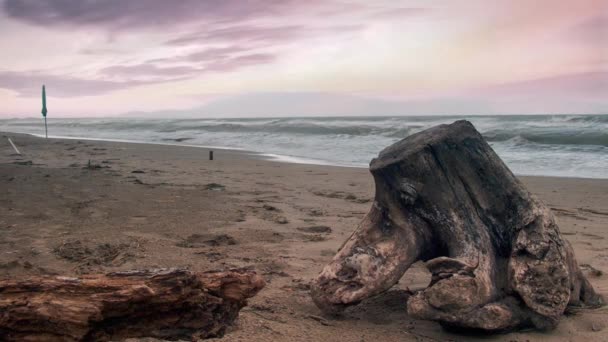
311,120 -> 603,331
0,268 -> 264,341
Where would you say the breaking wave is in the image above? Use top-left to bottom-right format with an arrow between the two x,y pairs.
1,114 -> 606,178
484,130 -> 608,147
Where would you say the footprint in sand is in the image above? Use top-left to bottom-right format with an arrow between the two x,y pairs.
176,234 -> 237,248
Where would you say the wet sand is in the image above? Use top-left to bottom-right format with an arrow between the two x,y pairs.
1,132 -> 607,341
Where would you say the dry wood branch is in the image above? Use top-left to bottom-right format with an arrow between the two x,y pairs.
0,268 -> 264,341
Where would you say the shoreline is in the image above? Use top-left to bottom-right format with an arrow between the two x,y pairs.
3,131 -> 367,170
2,131 -> 606,180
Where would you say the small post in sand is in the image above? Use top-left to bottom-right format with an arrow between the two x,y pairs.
7,138 -> 21,155
209,150 -> 214,160
41,85 -> 48,139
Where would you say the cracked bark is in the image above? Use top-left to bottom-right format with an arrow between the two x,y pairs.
311,120 -> 603,331
0,268 -> 264,341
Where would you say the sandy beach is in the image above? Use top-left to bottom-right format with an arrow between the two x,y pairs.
1,132 -> 607,342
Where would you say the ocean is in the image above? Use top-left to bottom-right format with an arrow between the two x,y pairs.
1,115 -> 607,179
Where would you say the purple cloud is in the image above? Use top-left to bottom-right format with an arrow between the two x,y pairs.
2,0 -> 316,30
164,23 -> 364,47
0,51 -> 278,97
100,52 -> 276,79
99,64 -> 201,79
0,23 -> 282,99
0,1 -> 433,100
182,46 -> 248,62
165,25 -> 305,46
0,70 -> 150,97
3,0 -> 366,49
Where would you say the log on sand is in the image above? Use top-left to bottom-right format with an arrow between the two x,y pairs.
0,268 -> 264,341
311,120 -> 603,331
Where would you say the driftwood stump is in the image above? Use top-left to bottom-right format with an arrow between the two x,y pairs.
0,268 -> 264,341
311,120 -> 603,331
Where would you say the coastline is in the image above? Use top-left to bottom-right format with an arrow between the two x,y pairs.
2,130 -> 607,178
1,131 -> 607,341
7,131 -> 367,169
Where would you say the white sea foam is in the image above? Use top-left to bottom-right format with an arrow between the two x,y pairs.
2,115 -> 606,179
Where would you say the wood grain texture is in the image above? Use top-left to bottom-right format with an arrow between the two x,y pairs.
0,268 -> 264,341
311,120 -> 603,331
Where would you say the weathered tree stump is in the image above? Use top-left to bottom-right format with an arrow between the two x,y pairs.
311,120 -> 603,331
0,268 -> 264,341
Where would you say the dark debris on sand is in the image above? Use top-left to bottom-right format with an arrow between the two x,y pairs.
176,234 -> 237,248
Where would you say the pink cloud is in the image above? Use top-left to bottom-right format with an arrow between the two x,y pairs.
564,14 -> 608,44
99,64 -> 201,79
0,0 -> 604,114
203,53 -> 276,72
476,71 -> 608,100
368,7 -> 430,20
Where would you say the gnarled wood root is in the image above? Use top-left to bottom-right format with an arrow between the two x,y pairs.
311,120 -> 603,331
0,268 -> 265,341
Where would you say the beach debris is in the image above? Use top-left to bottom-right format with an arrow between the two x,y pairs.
312,190 -> 371,203
209,150 -> 214,160
7,137 -> 21,155
274,216 -> 289,224
263,204 -> 279,211
177,233 -> 237,248
131,178 -> 147,185
577,207 -> 608,216
84,159 -> 105,170
131,169 -> 145,173
260,260 -> 290,278
283,278 -> 311,292
204,182 -> 225,191
12,160 -> 32,165
303,234 -> 326,242
308,208 -> 325,217
0,268 -> 264,341
161,137 -> 193,142
580,264 -> 603,277
310,120 -> 604,332
297,225 -> 332,234
306,314 -> 333,326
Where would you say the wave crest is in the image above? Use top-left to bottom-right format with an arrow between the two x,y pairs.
484,130 -> 608,147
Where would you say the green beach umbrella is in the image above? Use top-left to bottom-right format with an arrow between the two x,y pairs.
41,85 -> 48,138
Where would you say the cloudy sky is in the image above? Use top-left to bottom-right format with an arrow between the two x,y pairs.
0,0 -> 606,117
